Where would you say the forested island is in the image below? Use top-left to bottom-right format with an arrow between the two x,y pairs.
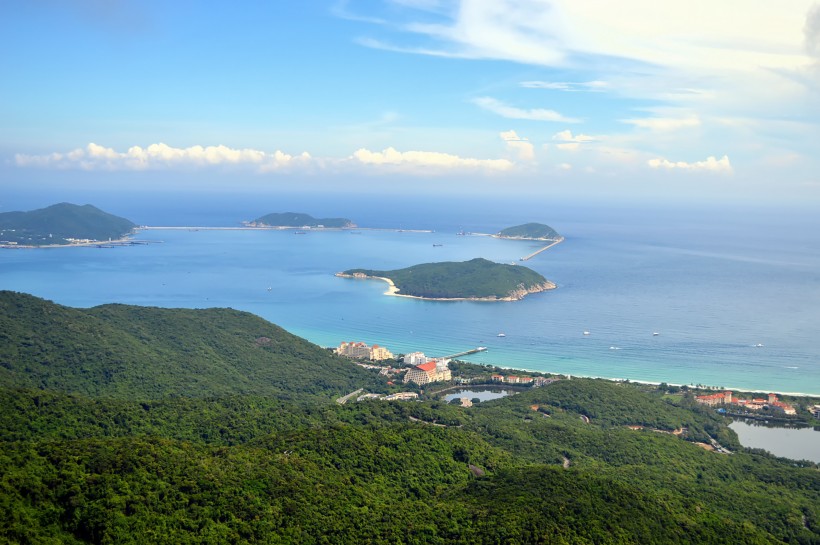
338,257 -> 556,300
1,291 -> 819,543
0,203 -> 137,247
495,222 -> 561,240
244,212 -> 355,228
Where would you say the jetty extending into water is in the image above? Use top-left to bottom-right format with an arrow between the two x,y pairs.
520,236 -> 564,261
442,347 -> 488,359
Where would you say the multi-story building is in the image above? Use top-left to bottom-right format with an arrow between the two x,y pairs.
336,341 -> 371,359
336,341 -> 394,361
404,359 -> 452,385
695,390 -> 796,415
370,344 -> 394,361
695,391 -> 733,407
403,352 -> 428,366
811,405 -> 820,419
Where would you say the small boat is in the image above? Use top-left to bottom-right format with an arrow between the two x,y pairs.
433,243 -> 443,247
583,331 -> 590,336
653,332 -> 659,336
497,333 -> 506,338
754,343 -> 764,348
609,346 -> 620,350
267,287 -> 272,292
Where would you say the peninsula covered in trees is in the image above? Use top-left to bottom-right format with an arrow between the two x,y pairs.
1,291 -> 819,543
495,222 -> 561,241
338,257 -> 555,301
245,212 -> 355,228
0,203 -> 136,247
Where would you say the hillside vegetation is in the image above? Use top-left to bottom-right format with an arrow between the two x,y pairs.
0,203 -> 136,245
0,291 -> 381,399
496,222 -> 561,240
249,212 -> 354,228
343,257 -> 554,300
1,292 -> 819,544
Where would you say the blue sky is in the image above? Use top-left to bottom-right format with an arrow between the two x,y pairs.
3,1 -> 820,203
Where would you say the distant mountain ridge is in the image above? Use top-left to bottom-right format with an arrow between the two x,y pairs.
247,212 -> 355,228
0,291 -> 381,399
0,202 -> 136,246
496,222 -> 560,240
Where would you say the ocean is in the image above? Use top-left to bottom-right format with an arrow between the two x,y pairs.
2,192 -> 819,395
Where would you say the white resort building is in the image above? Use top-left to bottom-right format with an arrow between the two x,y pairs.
335,341 -> 394,361
403,351 -> 428,366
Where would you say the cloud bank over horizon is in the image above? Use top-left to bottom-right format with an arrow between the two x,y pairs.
14,142 -> 516,175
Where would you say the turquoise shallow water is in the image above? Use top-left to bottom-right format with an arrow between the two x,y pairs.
2,195 -> 819,395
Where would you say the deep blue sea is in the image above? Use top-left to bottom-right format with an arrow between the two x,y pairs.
3,192 -> 819,395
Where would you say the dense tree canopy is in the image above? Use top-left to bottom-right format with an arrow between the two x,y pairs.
344,258 -> 552,299
1,292 -> 818,544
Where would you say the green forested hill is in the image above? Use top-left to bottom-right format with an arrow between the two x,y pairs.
343,257 -> 553,299
250,211 -> 354,228
0,291 -> 381,399
0,202 -> 136,245
496,222 -> 561,240
1,292 -> 818,544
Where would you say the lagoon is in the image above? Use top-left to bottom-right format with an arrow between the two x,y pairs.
729,420 -> 820,463
443,388 -> 517,403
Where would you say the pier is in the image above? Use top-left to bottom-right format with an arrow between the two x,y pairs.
442,347 -> 488,359
520,236 -> 564,261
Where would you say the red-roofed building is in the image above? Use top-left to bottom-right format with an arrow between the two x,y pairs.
404,360 -> 451,385
695,391 -> 733,407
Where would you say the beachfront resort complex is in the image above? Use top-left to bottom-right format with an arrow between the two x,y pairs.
696,391 -> 797,415
334,342 -> 454,386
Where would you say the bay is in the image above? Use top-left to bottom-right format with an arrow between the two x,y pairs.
2,193 -> 819,395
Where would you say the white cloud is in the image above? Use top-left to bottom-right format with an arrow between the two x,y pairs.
552,130 -> 598,151
350,146 -> 513,171
552,130 -> 597,143
558,163 -> 572,170
520,80 -> 609,92
804,3 -> 820,58
647,155 -> 733,173
622,116 -> 701,131
355,0 -> 819,137
14,142 -> 309,171
359,1 -> 814,73
499,130 -> 535,161
472,97 -> 580,123
15,142 -> 517,175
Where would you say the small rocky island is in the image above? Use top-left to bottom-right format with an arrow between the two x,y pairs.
0,203 -> 137,247
244,212 -> 355,229
337,257 -> 555,301
494,222 -> 561,241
